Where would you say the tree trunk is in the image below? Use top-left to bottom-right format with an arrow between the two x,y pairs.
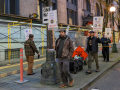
100,0 -> 103,16
102,0 -> 109,32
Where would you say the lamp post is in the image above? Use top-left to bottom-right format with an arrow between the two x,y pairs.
110,6 -> 118,53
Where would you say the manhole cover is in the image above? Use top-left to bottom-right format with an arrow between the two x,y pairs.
0,82 -> 9,87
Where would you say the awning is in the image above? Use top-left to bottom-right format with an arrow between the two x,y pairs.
83,16 -> 93,26
86,21 -> 93,25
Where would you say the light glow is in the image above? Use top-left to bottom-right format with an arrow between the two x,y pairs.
110,6 -> 116,12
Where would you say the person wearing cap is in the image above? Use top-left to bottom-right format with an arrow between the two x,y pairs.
24,34 -> 40,75
101,33 -> 111,62
86,31 -> 101,74
53,29 -> 74,88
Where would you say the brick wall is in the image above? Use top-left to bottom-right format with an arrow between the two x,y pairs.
77,0 -> 84,26
57,0 -> 67,24
19,0 -> 37,17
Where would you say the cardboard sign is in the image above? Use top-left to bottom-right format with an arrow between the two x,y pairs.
72,46 -> 88,60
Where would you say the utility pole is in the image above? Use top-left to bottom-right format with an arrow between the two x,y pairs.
47,0 -> 53,49
41,1 -> 61,85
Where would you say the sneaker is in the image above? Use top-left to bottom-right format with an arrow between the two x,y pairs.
69,79 -> 74,87
59,85 -> 67,88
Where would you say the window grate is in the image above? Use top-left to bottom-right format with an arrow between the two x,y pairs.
5,48 -> 20,60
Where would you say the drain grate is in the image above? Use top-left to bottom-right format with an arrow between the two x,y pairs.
0,82 -> 9,87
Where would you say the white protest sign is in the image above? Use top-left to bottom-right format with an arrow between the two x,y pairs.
105,28 -> 111,38
24,29 -> 32,40
48,10 -> 58,30
42,6 -> 52,23
93,16 -> 103,32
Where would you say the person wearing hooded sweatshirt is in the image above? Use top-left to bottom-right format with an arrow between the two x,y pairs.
53,29 -> 74,88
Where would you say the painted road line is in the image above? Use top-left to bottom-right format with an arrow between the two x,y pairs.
0,58 -> 46,70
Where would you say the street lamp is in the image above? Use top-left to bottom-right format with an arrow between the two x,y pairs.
110,6 -> 118,53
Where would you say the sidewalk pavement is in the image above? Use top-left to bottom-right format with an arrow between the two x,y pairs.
88,59 -> 120,90
0,58 -> 46,78
0,44 -> 120,90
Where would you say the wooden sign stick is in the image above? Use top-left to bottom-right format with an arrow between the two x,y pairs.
97,30 -> 98,37
52,27 -> 55,49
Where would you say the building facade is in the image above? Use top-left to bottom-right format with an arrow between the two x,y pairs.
0,0 -> 105,26
0,0 -> 117,64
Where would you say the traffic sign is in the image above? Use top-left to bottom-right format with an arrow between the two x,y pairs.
72,46 -> 88,60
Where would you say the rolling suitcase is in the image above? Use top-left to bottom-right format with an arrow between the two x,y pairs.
69,58 -> 83,74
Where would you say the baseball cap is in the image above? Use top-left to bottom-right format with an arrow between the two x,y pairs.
89,31 -> 94,33
59,29 -> 66,32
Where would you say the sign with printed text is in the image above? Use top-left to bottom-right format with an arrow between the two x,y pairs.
48,10 -> 58,30
105,28 -> 111,38
93,16 -> 103,32
24,29 -> 32,40
72,46 -> 88,61
42,7 -> 52,23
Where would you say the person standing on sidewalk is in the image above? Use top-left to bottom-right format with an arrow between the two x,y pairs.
101,33 -> 111,62
86,31 -> 101,74
53,29 -> 74,88
24,34 -> 40,75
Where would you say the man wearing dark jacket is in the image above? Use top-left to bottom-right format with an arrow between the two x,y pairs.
86,31 -> 101,74
53,29 -> 74,88
24,34 -> 40,75
101,33 -> 111,62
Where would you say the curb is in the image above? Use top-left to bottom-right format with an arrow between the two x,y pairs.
0,64 -> 42,78
80,57 -> 120,90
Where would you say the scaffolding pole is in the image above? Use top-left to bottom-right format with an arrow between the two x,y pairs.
7,19 -> 32,65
